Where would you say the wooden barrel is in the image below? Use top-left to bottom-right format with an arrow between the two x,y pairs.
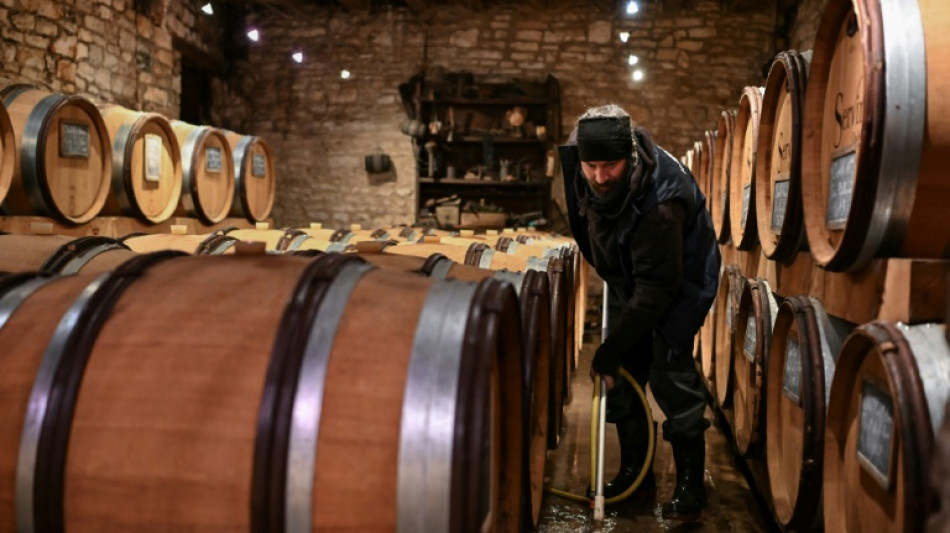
765,296 -> 850,530
688,140 -> 703,186
699,292 -> 717,397
0,98 -> 14,205
714,266 -> 743,407
226,227 -> 311,252
701,130 -> 717,214
0,86 -> 111,224
98,105 -> 182,224
824,322 -> 950,533
122,233 -> 238,255
300,225 -> 354,245
711,109 -> 737,244
732,277 -> 778,456
0,234 -> 136,274
0,252 -> 526,533
359,251 -> 552,529
223,131 -> 275,223
928,397 -> 950,533
802,0 -> 950,272
171,121 -> 235,224
755,50 -> 811,263
729,86 -> 764,250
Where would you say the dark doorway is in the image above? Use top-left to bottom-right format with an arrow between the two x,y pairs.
179,56 -> 212,124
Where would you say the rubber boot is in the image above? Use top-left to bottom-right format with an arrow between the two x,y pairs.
601,419 -> 656,499
661,435 -> 707,521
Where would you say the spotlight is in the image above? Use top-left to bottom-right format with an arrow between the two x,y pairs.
625,1 -> 639,15
628,54 -> 639,66
340,69 -> 351,79
632,69 -> 644,82
201,2 -> 213,15
619,31 -> 630,43
247,29 -> 260,42
292,51 -> 304,63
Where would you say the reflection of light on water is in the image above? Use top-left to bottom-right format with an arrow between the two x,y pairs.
538,503 -> 622,533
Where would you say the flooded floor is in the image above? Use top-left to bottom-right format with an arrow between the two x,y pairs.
537,337 -> 778,533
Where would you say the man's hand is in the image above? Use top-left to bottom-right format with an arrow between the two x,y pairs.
590,366 -> 616,390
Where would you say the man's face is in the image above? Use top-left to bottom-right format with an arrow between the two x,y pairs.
581,159 -> 627,196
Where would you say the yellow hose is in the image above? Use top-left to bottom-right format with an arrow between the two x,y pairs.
544,367 -> 656,505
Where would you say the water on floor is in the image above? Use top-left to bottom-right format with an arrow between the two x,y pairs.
537,338 -> 778,533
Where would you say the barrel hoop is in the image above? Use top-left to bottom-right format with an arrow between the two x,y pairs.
0,274 -> 57,331
213,226 -> 240,237
495,237 -> 511,252
526,255 -> 550,273
40,236 -> 130,275
490,269 -> 524,297
117,232 -> 148,243
1,84 -> 36,106
16,250 -> 187,533
231,135 -> 256,219
371,229 -> 390,241
516,235 -> 532,245
285,250 -> 323,258
194,234 -> 238,255
277,229 -> 308,252
420,253 -> 451,278
397,279 -> 479,533
251,253 -> 368,533
111,115 -> 149,216
463,243 -> 483,266
20,94 -> 68,218
178,126 -> 207,222
399,227 -> 417,241
284,260 -> 374,533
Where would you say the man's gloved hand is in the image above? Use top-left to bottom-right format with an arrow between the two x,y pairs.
590,341 -> 624,390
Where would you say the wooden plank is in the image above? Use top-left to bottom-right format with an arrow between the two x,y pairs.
770,251 -> 813,298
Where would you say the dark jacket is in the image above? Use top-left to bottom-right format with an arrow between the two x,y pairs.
560,127 -> 720,364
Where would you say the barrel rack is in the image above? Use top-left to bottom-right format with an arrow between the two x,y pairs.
0,215 -> 268,239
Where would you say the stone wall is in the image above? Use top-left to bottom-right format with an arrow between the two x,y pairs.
788,0 -> 829,52
215,1 -> 779,228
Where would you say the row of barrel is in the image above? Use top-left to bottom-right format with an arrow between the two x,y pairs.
681,0 -> 950,273
0,224 -> 583,532
0,84 -> 276,226
695,252 -> 950,532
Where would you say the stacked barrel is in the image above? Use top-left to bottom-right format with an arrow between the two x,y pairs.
0,84 -> 277,229
687,1 -> 950,532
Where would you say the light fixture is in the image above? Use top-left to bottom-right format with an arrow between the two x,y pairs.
625,1 -> 639,15
247,29 -> 260,42
628,54 -> 639,66
292,51 -> 304,63
340,69 -> 351,79
632,69 -> 644,82
201,2 -> 213,15
619,31 -> 630,43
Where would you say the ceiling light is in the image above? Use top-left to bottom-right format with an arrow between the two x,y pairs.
247,29 -> 260,42
201,2 -> 213,15
632,69 -> 644,82
292,51 -> 304,63
626,1 -> 639,15
628,54 -> 639,66
619,31 -> 630,43
340,69 -> 351,79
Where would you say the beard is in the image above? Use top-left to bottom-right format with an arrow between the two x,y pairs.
587,176 -> 624,198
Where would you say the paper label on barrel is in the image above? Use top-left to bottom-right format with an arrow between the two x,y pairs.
743,314 -> 757,362
205,146 -> 222,173
60,121 -> 90,159
741,184 -> 751,229
144,134 -> 162,183
826,148 -> 856,230
857,377 -> 894,490
252,153 -> 266,178
771,177 -> 790,231
782,335 -> 802,404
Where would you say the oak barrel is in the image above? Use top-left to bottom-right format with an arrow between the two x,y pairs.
226,227 -> 311,251
98,105 -> 182,223
701,130 -> 717,214
928,398 -> 950,533
824,321 -> 950,533
711,110 -> 737,244
0,99 -> 14,205
171,121 -> 235,224
0,252 -> 526,533
122,233 -> 238,255
732,278 -> 778,456
755,50 -> 811,263
801,0 -> 950,271
699,290 -> 716,397
223,131 -> 275,223
0,86 -> 111,224
714,265 -> 743,407
729,86 -> 764,250
0,234 -> 136,274
765,296 -> 850,530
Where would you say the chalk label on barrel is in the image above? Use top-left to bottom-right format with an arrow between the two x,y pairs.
771,178 -> 789,231
782,335 -> 802,405
144,134 -> 162,183
252,153 -> 266,178
826,147 -> 856,230
741,184 -> 751,228
60,121 -> 90,159
857,377 -> 895,490
743,315 -> 757,362
205,146 -> 222,173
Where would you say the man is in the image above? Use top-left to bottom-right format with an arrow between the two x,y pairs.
559,104 -> 720,521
